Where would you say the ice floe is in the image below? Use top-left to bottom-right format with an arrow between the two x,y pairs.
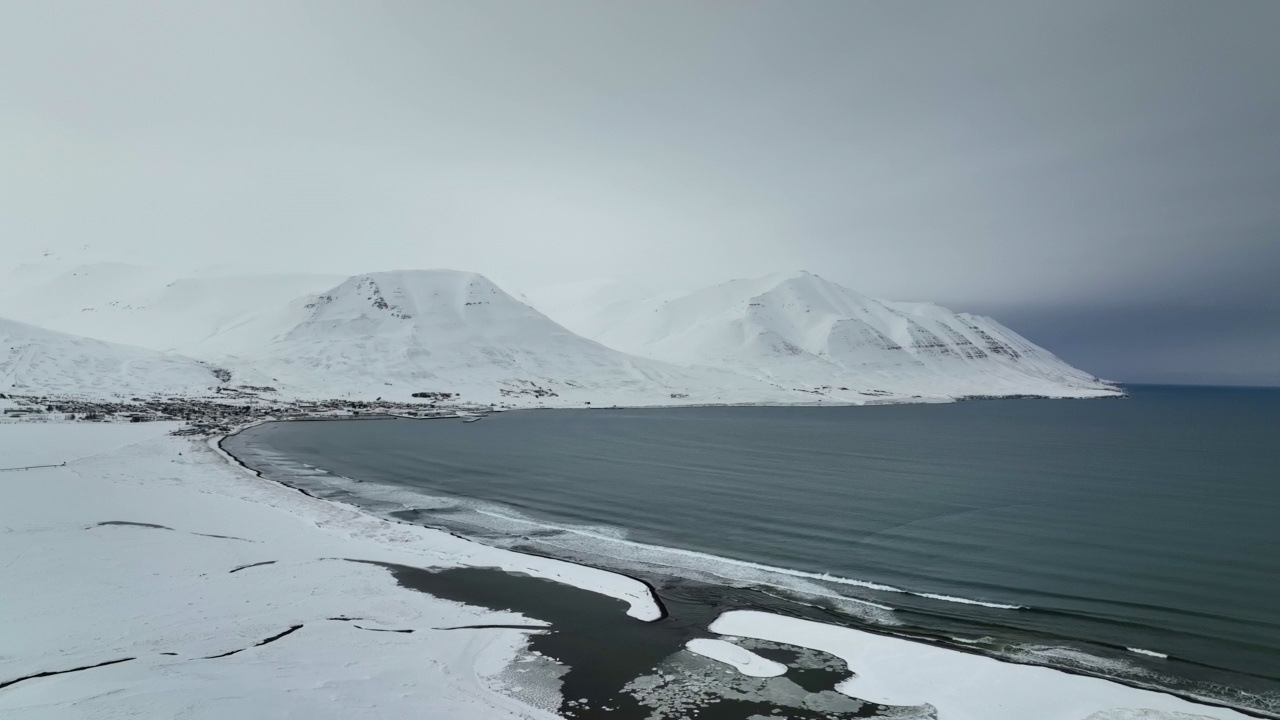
684,638 -> 787,678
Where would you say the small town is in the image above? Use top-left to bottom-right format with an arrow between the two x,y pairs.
0,388 -> 491,436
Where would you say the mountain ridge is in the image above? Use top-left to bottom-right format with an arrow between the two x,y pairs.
535,270 -> 1119,401
0,263 -> 1119,405
216,269 -> 794,405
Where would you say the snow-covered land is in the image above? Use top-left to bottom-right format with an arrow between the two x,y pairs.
709,611 -> 1253,720
529,271 -> 1119,401
0,261 -> 1118,405
1,317 -> 223,399
198,270 -> 793,406
0,261 -> 341,355
1,421 -> 1254,719
0,421 -> 662,718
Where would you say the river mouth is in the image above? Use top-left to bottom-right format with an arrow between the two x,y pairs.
221,388 -> 1280,717
351,562 -> 907,719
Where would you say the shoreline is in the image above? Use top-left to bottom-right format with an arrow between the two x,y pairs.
2,381 -> 1127,433
0,421 -> 570,719
220,415 -> 1272,719
212,421 -> 674,623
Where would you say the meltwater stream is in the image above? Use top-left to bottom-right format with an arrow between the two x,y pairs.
224,386 -> 1280,713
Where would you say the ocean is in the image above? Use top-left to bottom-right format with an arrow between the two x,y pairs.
223,385 -> 1280,715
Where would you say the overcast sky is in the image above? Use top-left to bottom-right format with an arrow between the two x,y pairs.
2,1 -> 1277,385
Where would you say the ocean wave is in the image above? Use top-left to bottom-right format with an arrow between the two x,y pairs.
246,447 -> 1025,616
233,439 -> 1280,717
426,493 -> 1026,611
915,592 -> 1023,610
1005,644 -> 1150,677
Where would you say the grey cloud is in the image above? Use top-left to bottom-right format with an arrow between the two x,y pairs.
1,1 -> 1277,383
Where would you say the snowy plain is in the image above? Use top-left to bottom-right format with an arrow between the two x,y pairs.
0,420 -> 661,719
709,611 -> 1253,720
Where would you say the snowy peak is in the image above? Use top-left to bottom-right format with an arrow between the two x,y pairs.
566,272 -> 1117,400
656,271 -> 1040,365
236,269 -> 772,405
0,261 -> 1118,405
0,317 -> 223,399
290,270 -> 553,341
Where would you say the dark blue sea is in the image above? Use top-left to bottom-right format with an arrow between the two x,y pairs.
225,385 -> 1280,714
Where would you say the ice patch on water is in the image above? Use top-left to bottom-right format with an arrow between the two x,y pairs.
711,611 -> 1254,720
622,647 -> 930,719
685,638 -> 788,678
489,636 -> 566,715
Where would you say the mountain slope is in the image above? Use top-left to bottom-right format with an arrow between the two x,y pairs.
0,317 -> 224,399
1,263 -> 1119,405
549,271 -> 1119,401
0,262 -> 343,354
217,270 -> 787,405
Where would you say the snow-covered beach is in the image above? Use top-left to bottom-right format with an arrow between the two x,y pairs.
0,421 -> 656,718
2,418 -> 1265,719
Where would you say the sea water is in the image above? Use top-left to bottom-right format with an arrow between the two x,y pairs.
225,385 -> 1280,713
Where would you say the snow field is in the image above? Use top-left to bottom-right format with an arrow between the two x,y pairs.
708,610 -> 1252,720
0,422 -> 660,719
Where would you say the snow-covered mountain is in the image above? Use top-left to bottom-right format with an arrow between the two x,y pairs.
532,271 -> 1119,401
205,270 -> 787,406
0,261 -> 1117,405
0,262 -> 342,354
0,317 -> 224,399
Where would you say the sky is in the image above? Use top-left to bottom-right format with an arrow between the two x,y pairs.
2,1 -> 1277,385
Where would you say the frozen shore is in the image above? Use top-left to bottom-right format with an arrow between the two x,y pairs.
0,421 -> 657,719
1,419 -> 1265,719
709,611 -> 1257,720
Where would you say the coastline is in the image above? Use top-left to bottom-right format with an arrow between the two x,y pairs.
219,415 -> 1271,719
1,378 -> 1126,436
212,421 -> 672,623
2,410 -> 1266,718
0,420 -> 659,719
